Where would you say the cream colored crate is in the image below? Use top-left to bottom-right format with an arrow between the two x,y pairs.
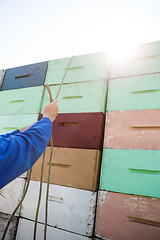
16,218 -> 91,240
21,181 -> 97,237
0,178 -> 25,216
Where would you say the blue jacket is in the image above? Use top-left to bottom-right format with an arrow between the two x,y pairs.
0,117 -> 52,189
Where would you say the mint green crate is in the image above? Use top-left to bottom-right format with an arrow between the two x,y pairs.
134,40 -> 160,58
41,80 -> 107,113
107,73 -> 160,111
100,148 -> 160,198
109,41 -> 160,78
0,86 -> 44,115
0,114 -> 39,134
45,52 -> 108,85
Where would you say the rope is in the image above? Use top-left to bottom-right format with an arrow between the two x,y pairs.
44,137 -> 53,240
55,55 -> 74,99
33,150 -> 46,240
44,55 -> 74,239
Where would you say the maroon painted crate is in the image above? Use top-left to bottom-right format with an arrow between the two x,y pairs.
95,191 -> 160,240
39,112 -> 105,150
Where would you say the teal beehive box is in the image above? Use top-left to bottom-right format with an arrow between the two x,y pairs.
0,86 -> 44,115
45,52 -> 108,85
100,148 -> 160,198
41,80 -> 107,113
107,73 -> 160,111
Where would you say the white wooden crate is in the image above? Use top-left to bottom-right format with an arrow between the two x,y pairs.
0,69 -> 5,88
0,178 -> 25,216
16,218 -> 91,240
0,212 -> 18,240
21,181 -> 97,236
19,172 -> 27,179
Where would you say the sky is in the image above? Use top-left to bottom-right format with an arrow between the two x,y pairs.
0,0 -> 160,69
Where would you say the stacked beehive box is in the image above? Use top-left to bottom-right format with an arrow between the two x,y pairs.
14,53 -> 108,239
95,41 -> 160,239
0,62 -> 48,239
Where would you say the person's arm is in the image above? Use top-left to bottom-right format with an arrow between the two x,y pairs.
0,99 -> 58,189
0,129 -> 20,138
0,123 -> 37,138
19,122 -> 37,132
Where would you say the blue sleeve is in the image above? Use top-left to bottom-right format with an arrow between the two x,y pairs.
0,129 -> 20,138
0,117 -> 53,189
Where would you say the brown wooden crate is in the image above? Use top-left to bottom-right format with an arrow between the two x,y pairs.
104,109 -> 160,150
31,147 -> 102,191
95,191 -> 160,240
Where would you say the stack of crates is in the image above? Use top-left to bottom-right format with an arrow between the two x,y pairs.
95,41 -> 160,239
1,40 -> 160,240
0,62 -> 48,239
17,53 -> 108,239
0,52 -> 108,239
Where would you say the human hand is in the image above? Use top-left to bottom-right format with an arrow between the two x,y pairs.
42,99 -> 58,122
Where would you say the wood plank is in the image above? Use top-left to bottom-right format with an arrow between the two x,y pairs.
0,178 -> 25,216
0,69 -> 5,89
95,191 -> 160,240
16,218 -> 91,240
104,109 -> 160,150
0,212 -> 18,240
107,73 -> 160,111
31,147 -> 101,191
109,40 -> 160,78
39,112 -> 105,150
21,181 -> 97,236
1,61 -> 48,90
41,80 -> 107,113
45,52 -> 108,85
0,86 -> 43,115
100,148 -> 160,198
0,114 -> 39,134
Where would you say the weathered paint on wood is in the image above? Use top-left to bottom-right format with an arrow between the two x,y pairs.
0,69 -> 5,89
39,112 -> 105,150
104,109 -> 160,150
16,218 -> 91,240
100,148 -> 160,198
0,212 -> 18,240
45,52 -> 108,85
109,41 -> 160,78
0,114 -> 39,134
0,86 -> 43,115
31,147 -> 101,191
0,178 -> 25,216
2,61 -> 48,90
21,181 -> 97,236
107,73 -> 160,111
41,80 -> 107,113
95,191 -> 160,240
19,172 -> 27,179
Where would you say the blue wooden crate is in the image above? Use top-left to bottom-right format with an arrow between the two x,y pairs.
2,61 -> 48,90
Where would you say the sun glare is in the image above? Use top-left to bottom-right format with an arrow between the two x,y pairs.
108,42 -> 136,63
